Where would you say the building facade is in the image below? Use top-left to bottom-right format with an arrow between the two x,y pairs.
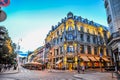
27,46 -> 45,64
104,0 -> 120,71
45,12 -> 110,70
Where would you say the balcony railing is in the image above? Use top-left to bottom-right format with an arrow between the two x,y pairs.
108,31 -> 120,43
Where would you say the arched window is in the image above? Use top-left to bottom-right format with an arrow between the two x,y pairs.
68,26 -> 73,31
68,34 -> 73,40
67,45 -> 74,53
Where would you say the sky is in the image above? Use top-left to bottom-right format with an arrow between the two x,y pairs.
0,0 -> 108,53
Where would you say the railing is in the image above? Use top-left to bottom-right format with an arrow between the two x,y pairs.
108,31 -> 120,43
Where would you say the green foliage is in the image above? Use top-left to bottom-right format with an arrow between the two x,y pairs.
0,27 -> 16,64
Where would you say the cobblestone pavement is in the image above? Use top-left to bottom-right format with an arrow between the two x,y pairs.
0,67 -> 79,80
74,72 -> 119,80
0,66 -> 119,80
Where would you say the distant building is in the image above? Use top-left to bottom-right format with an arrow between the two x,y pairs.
45,12 -> 110,70
27,46 -> 45,64
104,0 -> 120,71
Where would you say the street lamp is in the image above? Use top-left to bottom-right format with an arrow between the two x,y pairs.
77,45 -> 82,73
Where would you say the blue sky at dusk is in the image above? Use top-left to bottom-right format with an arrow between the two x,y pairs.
0,0 -> 107,52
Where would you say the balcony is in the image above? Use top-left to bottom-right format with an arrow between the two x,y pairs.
0,35 -> 5,40
0,29 -> 6,34
108,31 -> 120,45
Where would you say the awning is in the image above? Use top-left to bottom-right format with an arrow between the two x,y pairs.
95,57 -> 100,61
56,60 -> 62,64
88,56 -> 97,61
80,56 -> 90,61
102,57 -> 110,62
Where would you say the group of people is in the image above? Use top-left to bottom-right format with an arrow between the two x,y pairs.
0,64 -> 18,72
77,65 -> 85,74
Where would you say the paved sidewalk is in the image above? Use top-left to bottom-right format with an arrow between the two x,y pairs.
74,72 -> 119,80
0,67 -> 19,75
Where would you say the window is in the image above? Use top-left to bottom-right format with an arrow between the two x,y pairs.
94,47 -> 97,55
93,36 -> 96,43
87,29 -> 89,33
55,49 -> 59,55
57,38 -> 59,44
87,46 -> 91,54
67,45 -> 74,53
68,34 -> 74,40
60,46 -> 63,54
87,35 -> 90,42
57,31 -> 59,35
107,15 -> 112,24
80,34 -> 84,41
80,45 -> 84,53
80,27 -> 84,32
60,37 -> 63,42
106,49 -> 109,56
68,26 -> 73,31
104,0 -> 108,8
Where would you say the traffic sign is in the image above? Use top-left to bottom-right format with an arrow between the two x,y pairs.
0,10 -> 7,22
0,0 -> 10,7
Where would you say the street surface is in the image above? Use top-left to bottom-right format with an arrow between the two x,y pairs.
0,66 -> 79,80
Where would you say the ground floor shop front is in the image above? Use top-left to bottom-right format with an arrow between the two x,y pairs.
47,55 -> 111,70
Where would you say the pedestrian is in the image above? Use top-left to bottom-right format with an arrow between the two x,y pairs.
82,65 -> 85,74
0,64 -> 2,72
77,65 -> 80,74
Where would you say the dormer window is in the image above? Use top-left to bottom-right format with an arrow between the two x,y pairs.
67,12 -> 73,18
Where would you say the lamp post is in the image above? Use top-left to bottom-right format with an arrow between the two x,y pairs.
77,46 -> 82,73
49,51 -> 52,71
99,52 -> 103,72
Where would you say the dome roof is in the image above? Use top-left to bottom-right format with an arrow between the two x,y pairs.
67,12 -> 73,18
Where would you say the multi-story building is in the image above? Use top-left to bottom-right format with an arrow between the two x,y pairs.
45,12 -> 110,70
104,0 -> 120,71
27,46 -> 45,64
0,26 -> 6,47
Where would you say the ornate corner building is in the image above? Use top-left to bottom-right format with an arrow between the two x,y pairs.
104,0 -> 120,71
45,12 -> 111,70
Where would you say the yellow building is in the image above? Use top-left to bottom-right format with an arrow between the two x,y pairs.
45,12 -> 111,70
